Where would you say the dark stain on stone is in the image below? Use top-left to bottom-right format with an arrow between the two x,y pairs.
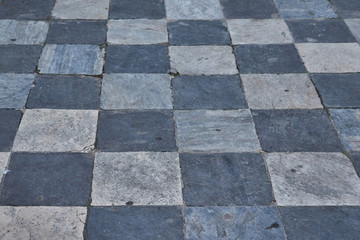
155,137 -> 162,141
266,222 -> 280,230
216,129 -> 221,132
291,169 -> 297,173
126,201 -> 134,206
10,38 -> 16,41
284,89 -> 289,92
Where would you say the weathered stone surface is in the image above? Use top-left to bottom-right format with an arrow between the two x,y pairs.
165,0 -> 223,20
0,110 -> 21,152
0,152 -> 10,174
273,0 -> 337,18
0,20 -> 48,44
228,19 -> 293,44
175,110 -> 260,152
52,0 -> 109,19
92,152 -> 182,205
0,74 -> 34,109
12,109 -> 98,152
109,0 -> 165,19
265,152 -> 360,206
350,152 -> 360,177
0,45 -> 42,73
0,207 -> 86,240
331,0 -> 360,18
345,19 -> 360,42
0,0 -> 55,20
169,46 -> 238,75
241,74 -> 322,109
101,74 -> 172,109
220,0 -> 279,19
185,207 -> 286,240
296,43 -> 360,73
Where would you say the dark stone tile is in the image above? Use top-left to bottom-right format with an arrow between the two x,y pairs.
286,19 -> 357,43
280,207 -> 360,240
27,75 -> 100,109
105,45 -> 169,73
0,45 -> 42,73
96,110 -> 176,152
252,109 -> 343,152
109,0 -> 165,19
0,110 -> 21,152
311,73 -> 360,108
180,153 -> 273,206
0,153 -> 93,206
0,0 -> 55,20
330,0 -> 360,18
173,75 -> 247,110
168,20 -> 230,46
86,206 -> 184,240
350,152 -> 360,177
234,45 -> 306,74
46,21 -> 107,44
220,0 -> 279,19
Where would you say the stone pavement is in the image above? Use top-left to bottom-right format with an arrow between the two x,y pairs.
0,0 -> 360,239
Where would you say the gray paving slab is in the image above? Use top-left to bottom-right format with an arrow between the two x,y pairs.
0,110 -> 21,152
0,74 -> 34,109
330,0 -> 360,18
220,0 -> 279,19
345,19 -> 360,42
0,0 -> 56,20
109,0 -> 165,19
52,0 -> 110,19
0,45 -> 42,73
273,0 -> 337,18
165,0 -> 223,20
350,152 -> 360,177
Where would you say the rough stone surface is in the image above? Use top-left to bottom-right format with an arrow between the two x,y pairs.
350,152 -> 360,177
0,110 -> 21,152
0,74 -> 34,109
220,0 -> 279,19
165,0 -> 223,20
109,0 -> 165,19
52,0 -> 110,19
273,0 -> 337,18
0,45 -> 42,73
12,109 -> 98,152
0,20 -> 48,44
345,19 -> 360,42
0,0 -> 56,20
0,152 -> 10,174
330,0 -> 360,18
175,110 -> 260,152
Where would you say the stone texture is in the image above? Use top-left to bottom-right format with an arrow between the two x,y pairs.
0,153 -> 93,206
52,0 -> 110,19
227,19 -> 293,44
0,0 -> 56,20
175,110 -> 260,152
0,152 -> 10,174
331,0 -> 360,18
101,74 -> 172,110
165,0 -> 223,20
0,74 -> 34,109
220,0 -> 279,19
181,153 -> 273,206
350,152 -> 360,177
296,43 -> 360,73
12,109 -> 98,152
266,152 -> 360,206
87,206 -> 183,240
0,20 -> 48,44
273,0 -> 337,18
0,110 -> 21,152
38,44 -> 104,75
169,46 -> 238,75
241,74 -> 322,109
0,45 -> 42,73
345,19 -> 360,42
92,152 -> 182,206
185,207 -> 286,240
109,0 -> 165,19
0,207 -> 86,240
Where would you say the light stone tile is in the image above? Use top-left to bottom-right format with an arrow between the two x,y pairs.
169,46 -> 238,75
165,0 -> 223,20
175,110 -> 260,152
52,0 -> 109,19
0,20 -> 48,45
0,74 -> 34,109
0,152 -> 10,174
296,43 -> 360,73
38,44 -> 104,75
92,152 -> 182,206
101,74 -> 172,110
12,109 -> 98,152
241,74 -> 322,109
265,152 -> 360,206
0,207 -> 86,240
345,19 -> 360,42
227,19 -> 293,44
107,19 -> 168,45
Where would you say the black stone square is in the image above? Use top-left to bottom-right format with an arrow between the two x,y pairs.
0,0 -> 56,20
0,45 -> 42,73
220,0 -> 279,19
350,152 -> 360,178
109,0 -> 165,19
0,110 -> 21,152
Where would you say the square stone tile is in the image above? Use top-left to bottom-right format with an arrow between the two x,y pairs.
0,152 -> 10,174
175,110 -> 260,152
168,20 -> 230,45
350,152 -> 360,177
0,207 -> 86,240
27,75 -> 100,109
0,110 -> 21,152
169,46 -> 237,75
109,0 -> 165,19
92,152 -> 182,206
241,74 -> 322,109
165,0 -> 223,20
220,0 -> 279,19
252,110 -> 343,152
96,111 -> 176,152
345,19 -> 360,42
107,20 -> 167,45
286,19 -> 356,43
296,43 -> 360,73
0,0 -> 56,20
0,45 -> 42,73
228,19 -> 293,44
0,74 -> 34,109
12,109 -> 98,152
181,153 -> 273,206
266,152 -> 360,206
0,153 -> 93,206
100,74 -> 172,110
52,0 -> 109,19
172,75 -> 247,110
87,207 -> 183,239
46,20 -> 107,44
234,45 -> 306,74
331,0 -> 360,18
105,45 -> 169,73
38,44 -> 104,75
0,20 -> 48,44
185,207 -> 286,240
311,73 -> 360,108
330,109 -> 360,151
273,0 -> 337,18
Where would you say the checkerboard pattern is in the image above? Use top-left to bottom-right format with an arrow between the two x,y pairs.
0,0 -> 360,239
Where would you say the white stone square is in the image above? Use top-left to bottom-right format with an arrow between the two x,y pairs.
52,0 -> 110,19
165,0 -> 223,20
